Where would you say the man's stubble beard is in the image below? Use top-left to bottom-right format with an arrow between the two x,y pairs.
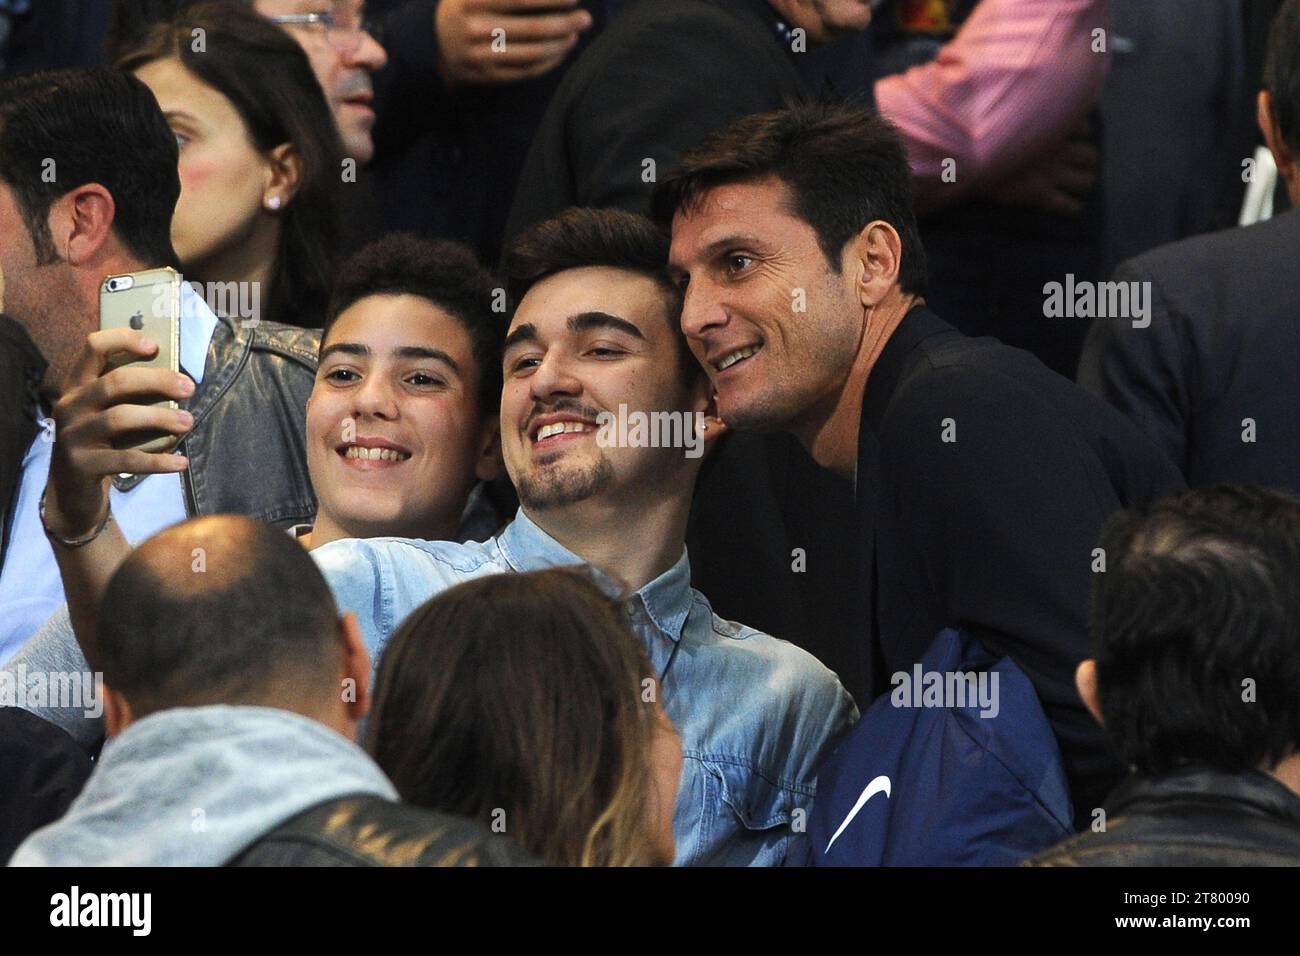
16,266 -> 91,396
515,451 -> 616,511
717,375 -> 806,435
720,303 -> 860,436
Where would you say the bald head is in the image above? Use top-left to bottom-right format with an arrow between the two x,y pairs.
131,515 -> 280,594
97,516 -> 344,720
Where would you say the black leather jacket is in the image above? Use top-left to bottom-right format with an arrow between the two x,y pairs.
111,315 -> 319,527
228,794 -> 541,867
1027,767 -> 1300,866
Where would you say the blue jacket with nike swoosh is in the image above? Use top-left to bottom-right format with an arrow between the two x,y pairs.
803,628 -> 1075,866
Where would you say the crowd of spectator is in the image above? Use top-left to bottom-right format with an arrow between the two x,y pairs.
1,0 -> 1298,868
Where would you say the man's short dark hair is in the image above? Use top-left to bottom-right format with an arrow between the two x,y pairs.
651,103 -> 929,297
0,68 -> 179,267
1265,0 -> 1300,152
1092,485 -> 1300,776
325,234 -> 506,414
96,518 -> 341,717
502,208 -> 700,385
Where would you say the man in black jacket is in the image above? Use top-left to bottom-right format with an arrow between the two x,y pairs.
0,69 -> 318,661
1030,486 -> 1300,867
658,103 -> 1185,824
8,515 -> 535,867
1079,0 -> 1300,497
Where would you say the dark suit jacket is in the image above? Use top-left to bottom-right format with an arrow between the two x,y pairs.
860,307 -> 1185,823
1078,207 -> 1300,497
1100,0 -> 1252,273
503,0 -> 805,243
368,0 -> 607,267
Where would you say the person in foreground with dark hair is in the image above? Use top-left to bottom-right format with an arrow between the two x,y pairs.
368,568 -> 683,866
314,207 -> 856,866
1030,486 -> 1300,866
7,515 -> 535,867
0,67 -> 320,662
657,103 -> 1185,824
1078,0 -> 1300,498
115,3 -> 346,329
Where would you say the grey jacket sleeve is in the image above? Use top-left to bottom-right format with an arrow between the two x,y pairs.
1,603 -> 104,751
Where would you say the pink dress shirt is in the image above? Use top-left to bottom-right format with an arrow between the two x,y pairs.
876,0 -> 1111,203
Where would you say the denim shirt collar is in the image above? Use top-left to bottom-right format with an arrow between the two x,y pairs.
496,509 -> 693,644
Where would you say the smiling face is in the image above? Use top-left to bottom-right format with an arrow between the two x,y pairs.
133,57 -> 273,276
501,266 -> 704,513
307,293 -> 496,541
668,176 -> 864,433
253,0 -> 386,164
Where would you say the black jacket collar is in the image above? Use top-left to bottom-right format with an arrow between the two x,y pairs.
858,305 -> 954,459
1107,766 -> 1300,826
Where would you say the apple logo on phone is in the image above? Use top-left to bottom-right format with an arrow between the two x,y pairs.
129,311 -> 144,330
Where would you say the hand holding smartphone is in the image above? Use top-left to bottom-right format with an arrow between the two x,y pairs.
40,268 -> 195,542
97,267 -> 183,454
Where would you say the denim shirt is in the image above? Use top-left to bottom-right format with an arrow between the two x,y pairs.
312,510 -> 859,866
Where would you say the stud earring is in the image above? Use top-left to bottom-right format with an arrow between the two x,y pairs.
266,196 -> 282,211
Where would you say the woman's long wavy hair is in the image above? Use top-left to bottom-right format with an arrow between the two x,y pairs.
114,2 -> 344,327
366,568 -> 665,867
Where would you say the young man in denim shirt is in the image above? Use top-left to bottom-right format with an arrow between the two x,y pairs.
315,208 -> 858,866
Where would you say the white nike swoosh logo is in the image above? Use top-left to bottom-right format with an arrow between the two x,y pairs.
824,774 -> 891,854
